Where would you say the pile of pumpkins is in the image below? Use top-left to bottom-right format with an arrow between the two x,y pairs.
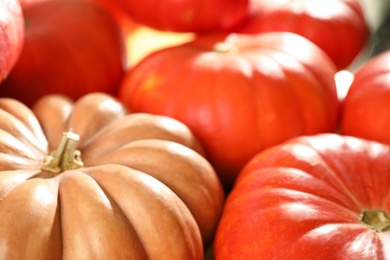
1,0 -> 390,259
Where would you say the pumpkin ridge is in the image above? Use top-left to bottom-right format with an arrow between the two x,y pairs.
62,168 -> 149,258
296,140 -> 368,209
0,98 -> 48,147
87,138 -> 224,247
0,129 -> 44,160
81,164 -> 203,259
0,169 -> 42,201
0,109 -> 47,155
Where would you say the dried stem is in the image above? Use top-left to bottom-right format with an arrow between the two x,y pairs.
41,131 -> 84,173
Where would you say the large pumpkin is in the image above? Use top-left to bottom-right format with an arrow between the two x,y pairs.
215,133 -> 390,259
341,50 -> 390,144
0,92 -> 224,258
0,0 -> 127,107
235,0 -> 371,70
118,32 -> 339,190
111,0 -> 249,33
0,0 -> 24,83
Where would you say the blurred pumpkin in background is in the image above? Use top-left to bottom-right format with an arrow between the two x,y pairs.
87,0 -> 139,37
0,0 -> 127,107
0,0 -> 24,83
234,0 -> 371,70
109,0 -> 249,33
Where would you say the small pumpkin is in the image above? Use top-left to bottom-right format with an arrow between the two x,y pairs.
118,32 -> 339,190
0,92 -> 224,258
0,0 -> 24,83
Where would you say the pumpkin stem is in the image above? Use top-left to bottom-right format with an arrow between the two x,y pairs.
41,131 -> 84,173
360,209 -> 390,232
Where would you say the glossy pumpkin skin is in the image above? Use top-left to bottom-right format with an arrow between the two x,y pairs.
0,0 -> 24,83
113,0 -> 249,33
0,92 -> 224,258
118,32 -> 339,190
341,50 -> 390,144
215,134 -> 390,259
235,0 -> 371,70
0,0 -> 127,107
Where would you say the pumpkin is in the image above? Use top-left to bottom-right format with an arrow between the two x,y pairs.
234,0 -> 371,70
0,0 -> 24,83
0,0 -> 127,107
111,0 -> 249,33
0,92 -> 224,258
341,50 -> 390,144
118,32 -> 339,190
215,133 -> 390,259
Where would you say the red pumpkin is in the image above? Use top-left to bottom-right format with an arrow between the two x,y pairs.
111,0 -> 249,33
235,0 -> 371,70
215,133 -> 390,259
0,0 -> 127,107
118,32 -> 339,190
0,92 -> 224,257
341,50 -> 390,144
0,0 -> 24,83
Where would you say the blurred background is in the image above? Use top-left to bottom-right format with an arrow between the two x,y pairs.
351,0 -> 390,70
361,0 -> 390,32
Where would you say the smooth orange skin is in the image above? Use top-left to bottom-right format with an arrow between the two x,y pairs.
215,134 -> 390,259
118,32 -> 339,190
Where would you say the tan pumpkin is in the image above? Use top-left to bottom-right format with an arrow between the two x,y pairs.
0,92 -> 224,259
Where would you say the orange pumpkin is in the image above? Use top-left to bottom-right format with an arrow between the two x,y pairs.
118,32 -> 339,190
0,92 -> 224,258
